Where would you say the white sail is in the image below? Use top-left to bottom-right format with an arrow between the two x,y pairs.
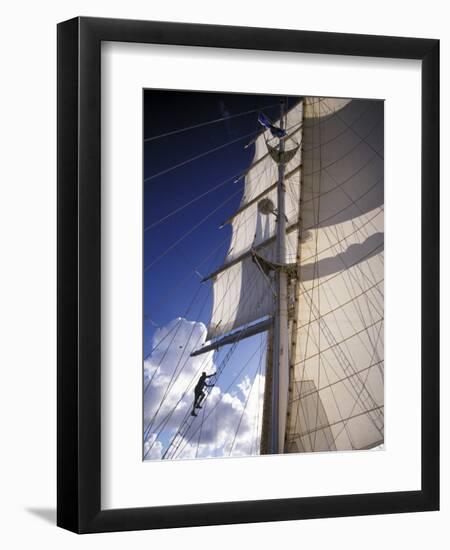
286,97 -> 384,452
208,103 -> 303,340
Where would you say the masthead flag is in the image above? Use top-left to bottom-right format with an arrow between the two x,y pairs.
257,112 -> 287,138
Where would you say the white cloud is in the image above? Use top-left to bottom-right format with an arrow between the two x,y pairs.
143,434 -> 163,460
143,318 -> 265,461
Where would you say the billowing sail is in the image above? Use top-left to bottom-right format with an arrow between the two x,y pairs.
207,103 -> 303,340
285,97 -> 384,452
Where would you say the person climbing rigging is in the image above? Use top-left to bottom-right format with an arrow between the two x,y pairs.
191,372 -> 215,416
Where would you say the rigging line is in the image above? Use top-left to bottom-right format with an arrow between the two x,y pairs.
144,347 -> 215,456
296,335 -> 358,451
228,360 -> 260,456
330,324 -> 385,444
297,243 -> 384,299
295,318 -> 382,365
143,273 -> 212,359
143,279 -> 208,399
165,352 -> 228,459
308,313 -> 382,424
320,98 -> 384,160
145,343 -> 218,457
204,255 -> 272,350
144,315 -> 191,397
143,287 -> 212,438
319,221 -> 384,314
292,104 -> 321,449
223,151 -> 301,224
284,179 -> 300,261
287,144 -> 304,450
144,170 -> 278,284
313,100 -> 324,451
154,218 -> 250,374
144,246 -> 266,376
303,116 -> 383,179
144,282 -> 216,438
300,178 -> 384,237
144,103 -> 280,143
321,156 -> 385,287
143,236 -> 225,389
284,233 -> 296,263
172,336 -> 266,459
230,122 -> 303,180
144,170 -> 243,232
327,221 -> 383,358
296,406 -> 384,440
290,101 -> 382,450
253,255 -> 277,298
256,336 -> 265,452
300,155 -> 379,209
163,341 -> 238,459
218,159 -> 277,249
143,238 -> 225,361
209,197 -> 304,282
302,102 -> 377,153
145,240 -> 265,448
300,208 -> 383,264
292,324 -> 376,448
251,333 -> 265,455
195,394 -> 209,459
294,105 -> 360,452
296,258 -> 384,432
289,360 -> 384,404
144,183 -> 244,272
350,215 -> 384,274
296,279 -> 384,342
143,220 -> 232,315
304,222 -> 383,362
149,114 -> 298,460
323,164 -> 384,244
338,219 -> 385,313
144,129 -> 260,184
294,293 -> 384,435
303,104 -> 339,452
179,185 -> 281,342
168,288 -> 270,459
144,245 -> 221,361
154,234 -> 268,462
352,246 -> 384,365
306,289 -> 359,450
330,325 -> 384,436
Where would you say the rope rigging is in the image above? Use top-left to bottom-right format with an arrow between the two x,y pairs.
162,333 -> 266,460
286,97 -> 384,451
142,236 -> 227,359
143,166 -> 279,438
143,94 -> 385,457
144,223 -> 272,450
144,170 -> 243,232
151,279 -> 270,460
144,183 -> 244,272
144,103 -> 280,143
143,156 -> 277,273
228,356 -> 262,456
147,295 -> 265,457
144,128 -> 261,184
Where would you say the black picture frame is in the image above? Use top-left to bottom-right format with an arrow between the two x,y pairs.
57,16 -> 439,533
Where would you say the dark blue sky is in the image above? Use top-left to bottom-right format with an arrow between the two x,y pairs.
143,89 -> 299,357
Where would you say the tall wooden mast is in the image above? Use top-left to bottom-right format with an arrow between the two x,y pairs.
270,101 -> 290,454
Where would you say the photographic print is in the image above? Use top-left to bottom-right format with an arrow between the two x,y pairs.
143,91 -> 384,461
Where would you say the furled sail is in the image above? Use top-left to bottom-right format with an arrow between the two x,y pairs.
207,103 -> 303,340
285,97 -> 384,452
